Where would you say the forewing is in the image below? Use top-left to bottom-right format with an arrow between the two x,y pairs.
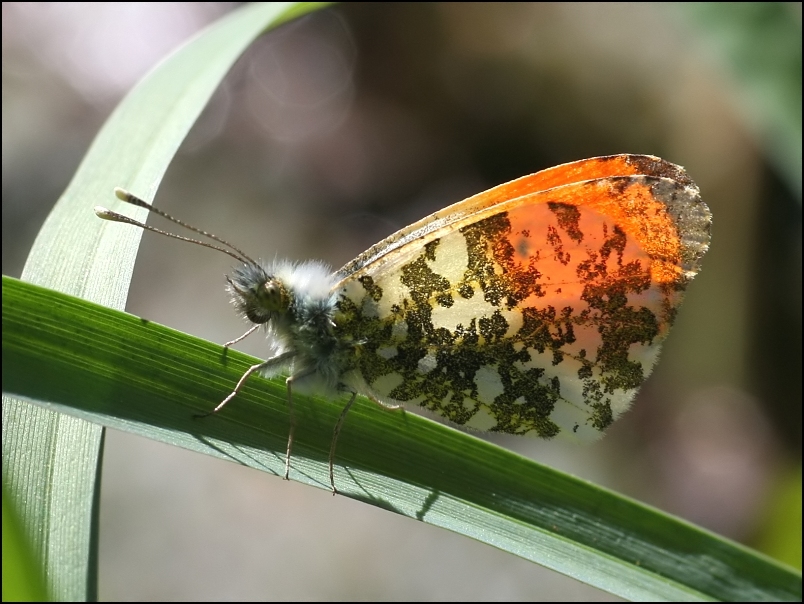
333,169 -> 710,440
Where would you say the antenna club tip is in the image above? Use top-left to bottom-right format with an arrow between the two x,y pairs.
95,207 -> 129,224
114,187 -> 130,201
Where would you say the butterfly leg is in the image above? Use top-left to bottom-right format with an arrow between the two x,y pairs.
223,324 -> 260,348
327,394 -> 404,494
195,351 -> 294,420
282,366 -> 325,482
329,392 -> 358,495
283,377 -> 297,481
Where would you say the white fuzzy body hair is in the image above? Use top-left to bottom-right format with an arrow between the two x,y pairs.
270,259 -> 337,303
228,259 -> 349,397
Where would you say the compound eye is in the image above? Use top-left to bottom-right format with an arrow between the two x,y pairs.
262,281 -> 285,311
252,278 -> 289,319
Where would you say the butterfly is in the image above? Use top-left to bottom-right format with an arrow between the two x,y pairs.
96,154 -> 711,493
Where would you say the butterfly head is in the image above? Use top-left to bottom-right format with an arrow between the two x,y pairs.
227,263 -> 291,325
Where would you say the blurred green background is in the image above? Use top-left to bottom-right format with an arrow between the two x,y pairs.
3,3 -> 801,600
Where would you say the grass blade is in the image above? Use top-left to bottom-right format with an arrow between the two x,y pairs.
2,4 -> 333,600
4,275 -> 801,601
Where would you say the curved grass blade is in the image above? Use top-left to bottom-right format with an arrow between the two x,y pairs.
2,4 -> 334,600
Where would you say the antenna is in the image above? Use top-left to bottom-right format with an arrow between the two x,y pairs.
94,188 -> 258,266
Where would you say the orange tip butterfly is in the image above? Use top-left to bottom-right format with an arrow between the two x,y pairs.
96,154 -> 711,493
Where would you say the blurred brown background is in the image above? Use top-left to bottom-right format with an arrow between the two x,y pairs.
3,3 -> 801,600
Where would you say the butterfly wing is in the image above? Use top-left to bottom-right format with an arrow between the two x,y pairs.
333,156 -> 711,440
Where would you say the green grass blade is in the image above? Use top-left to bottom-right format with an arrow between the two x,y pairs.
2,4 -> 333,600
4,276 -> 801,602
